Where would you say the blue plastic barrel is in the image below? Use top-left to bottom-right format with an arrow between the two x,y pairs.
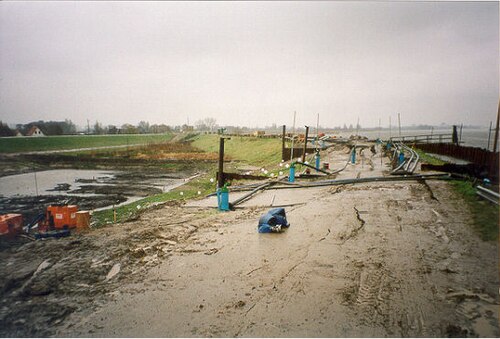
289,165 -> 295,183
217,187 -> 230,211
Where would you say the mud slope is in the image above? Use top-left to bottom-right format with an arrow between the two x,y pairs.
55,181 -> 498,338
2,145 -> 498,337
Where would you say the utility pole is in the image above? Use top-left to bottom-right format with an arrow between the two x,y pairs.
398,113 -> 401,137
494,99 -> 500,153
389,116 -> 392,139
302,126 -> 309,163
87,119 -> 90,135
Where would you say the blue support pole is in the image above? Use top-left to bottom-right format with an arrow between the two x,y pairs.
351,147 -> 356,164
315,152 -> 320,170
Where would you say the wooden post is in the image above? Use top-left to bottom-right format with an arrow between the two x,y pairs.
282,125 -> 286,161
494,100 -> 500,153
487,121 -> 492,150
452,125 -> 458,145
218,137 -> 225,188
302,126 -> 309,163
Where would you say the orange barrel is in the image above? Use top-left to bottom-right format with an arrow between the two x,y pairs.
0,214 -> 24,237
47,205 -> 78,229
75,211 -> 90,229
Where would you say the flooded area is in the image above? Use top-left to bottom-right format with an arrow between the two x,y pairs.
0,169 -> 115,197
0,169 -> 186,222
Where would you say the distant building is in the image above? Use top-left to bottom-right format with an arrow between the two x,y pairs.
26,126 -> 45,137
253,130 -> 265,137
14,129 -> 23,137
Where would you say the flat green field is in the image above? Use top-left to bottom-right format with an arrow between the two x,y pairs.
0,134 -> 173,153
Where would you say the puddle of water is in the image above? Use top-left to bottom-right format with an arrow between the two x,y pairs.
0,169 -> 187,215
0,169 -> 115,197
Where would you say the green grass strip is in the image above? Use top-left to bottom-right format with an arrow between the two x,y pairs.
450,180 -> 498,241
0,134 -> 173,153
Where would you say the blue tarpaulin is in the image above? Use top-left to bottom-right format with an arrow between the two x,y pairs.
258,208 -> 290,233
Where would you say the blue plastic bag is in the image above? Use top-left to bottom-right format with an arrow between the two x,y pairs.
258,208 -> 290,233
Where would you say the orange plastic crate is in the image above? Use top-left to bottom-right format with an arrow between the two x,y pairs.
46,205 -> 78,229
0,214 -> 24,236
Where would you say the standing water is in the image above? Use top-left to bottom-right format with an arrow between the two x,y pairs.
0,169 -> 186,222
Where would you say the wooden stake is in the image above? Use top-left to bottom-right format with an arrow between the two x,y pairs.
494,100 -> 500,153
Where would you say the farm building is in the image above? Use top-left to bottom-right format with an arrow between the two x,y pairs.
26,126 -> 45,137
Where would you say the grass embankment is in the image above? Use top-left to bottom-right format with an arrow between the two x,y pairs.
416,149 -> 498,241
0,134 -> 173,153
450,180 -> 498,241
191,134 -> 282,168
414,149 -> 445,166
92,134 -> 283,226
92,174 -> 217,225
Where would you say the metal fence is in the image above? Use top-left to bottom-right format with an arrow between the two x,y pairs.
416,143 -> 499,181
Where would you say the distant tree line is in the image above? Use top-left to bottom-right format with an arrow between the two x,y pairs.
92,121 -> 174,135
0,121 -> 15,137
1,117 -> 220,137
0,120 -> 77,136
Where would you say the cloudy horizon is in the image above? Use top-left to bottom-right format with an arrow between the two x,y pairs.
0,1 -> 498,129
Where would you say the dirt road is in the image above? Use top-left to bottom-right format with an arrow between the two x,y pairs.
1,145 -> 498,337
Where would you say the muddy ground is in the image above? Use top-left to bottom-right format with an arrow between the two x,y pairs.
0,145 -> 498,337
0,169 -> 188,225
0,151 -> 206,225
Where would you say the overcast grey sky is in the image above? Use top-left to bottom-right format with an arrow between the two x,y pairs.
0,1 -> 498,129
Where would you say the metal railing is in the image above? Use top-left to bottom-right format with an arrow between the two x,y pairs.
476,185 -> 499,205
390,133 -> 453,144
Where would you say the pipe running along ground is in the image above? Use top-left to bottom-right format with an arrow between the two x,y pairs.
229,173 -> 455,206
391,142 -> 419,175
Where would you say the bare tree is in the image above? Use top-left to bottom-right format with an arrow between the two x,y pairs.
137,121 -> 150,134
195,117 -> 217,131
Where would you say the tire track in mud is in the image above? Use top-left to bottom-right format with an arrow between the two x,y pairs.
355,263 -> 385,308
345,254 -> 434,336
333,183 -> 445,337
